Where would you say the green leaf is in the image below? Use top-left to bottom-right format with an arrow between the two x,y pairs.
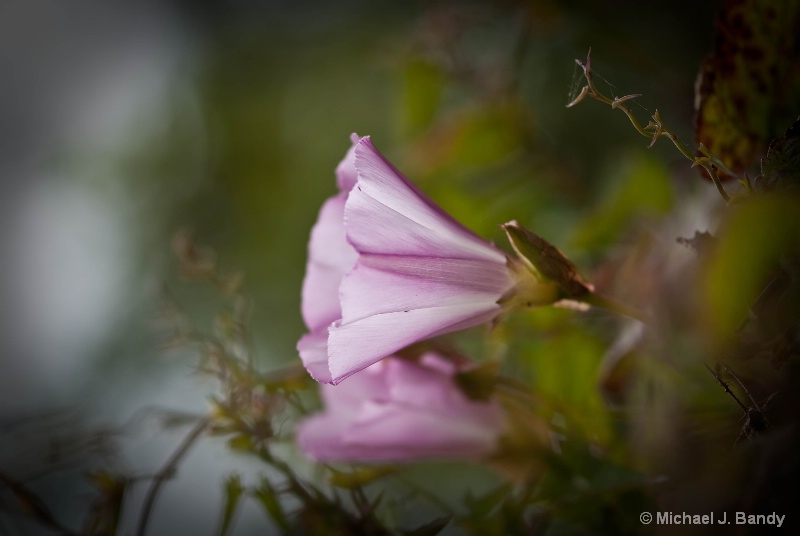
327,466 -> 397,489
703,195 -> 800,338
513,320 -> 611,444
216,474 -> 244,536
253,478 -> 291,534
695,0 -> 800,177
227,434 -> 254,452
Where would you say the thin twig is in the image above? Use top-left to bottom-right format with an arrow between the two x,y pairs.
567,49 -> 736,203
0,472 -> 78,536
722,364 -> 761,412
135,417 -> 210,536
704,364 -> 749,413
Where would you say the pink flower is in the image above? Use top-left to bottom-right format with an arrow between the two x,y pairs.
298,135 -> 543,384
297,352 -> 506,462
296,140 -> 359,383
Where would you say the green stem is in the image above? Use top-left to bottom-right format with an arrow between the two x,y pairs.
582,292 -> 651,324
571,50 -> 734,203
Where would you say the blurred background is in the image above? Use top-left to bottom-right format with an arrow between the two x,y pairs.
0,0 -> 739,534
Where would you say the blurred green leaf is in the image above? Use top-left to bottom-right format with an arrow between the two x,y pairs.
401,59 -> 444,135
530,445 -> 653,536
226,434 -> 254,452
406,101 -> 530,178
450,104 -> 528,167
328,466 -> 397,489
216,474 -> 244,536
463,484 -> 512,517
572,152 -> 672,251
455,360 -> 500,401
253,477 -> 291,535
703,195 -> 800,339
526,329 -> 611,444
328,465 -> 398,489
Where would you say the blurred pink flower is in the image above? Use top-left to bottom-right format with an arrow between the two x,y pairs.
297,352 -> 505,462
298,135 -> 517,384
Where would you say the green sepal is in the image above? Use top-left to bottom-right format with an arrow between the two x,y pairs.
501,220 -> 592,300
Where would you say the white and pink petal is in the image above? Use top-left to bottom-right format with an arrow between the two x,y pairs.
346,137 -> 506,263
327,302 -> 501,384
300,193 -> 358,332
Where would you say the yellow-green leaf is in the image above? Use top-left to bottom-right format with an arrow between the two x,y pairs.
216,474 -> 244,536
702,196 -> 800,339
327,466 -> 397,489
